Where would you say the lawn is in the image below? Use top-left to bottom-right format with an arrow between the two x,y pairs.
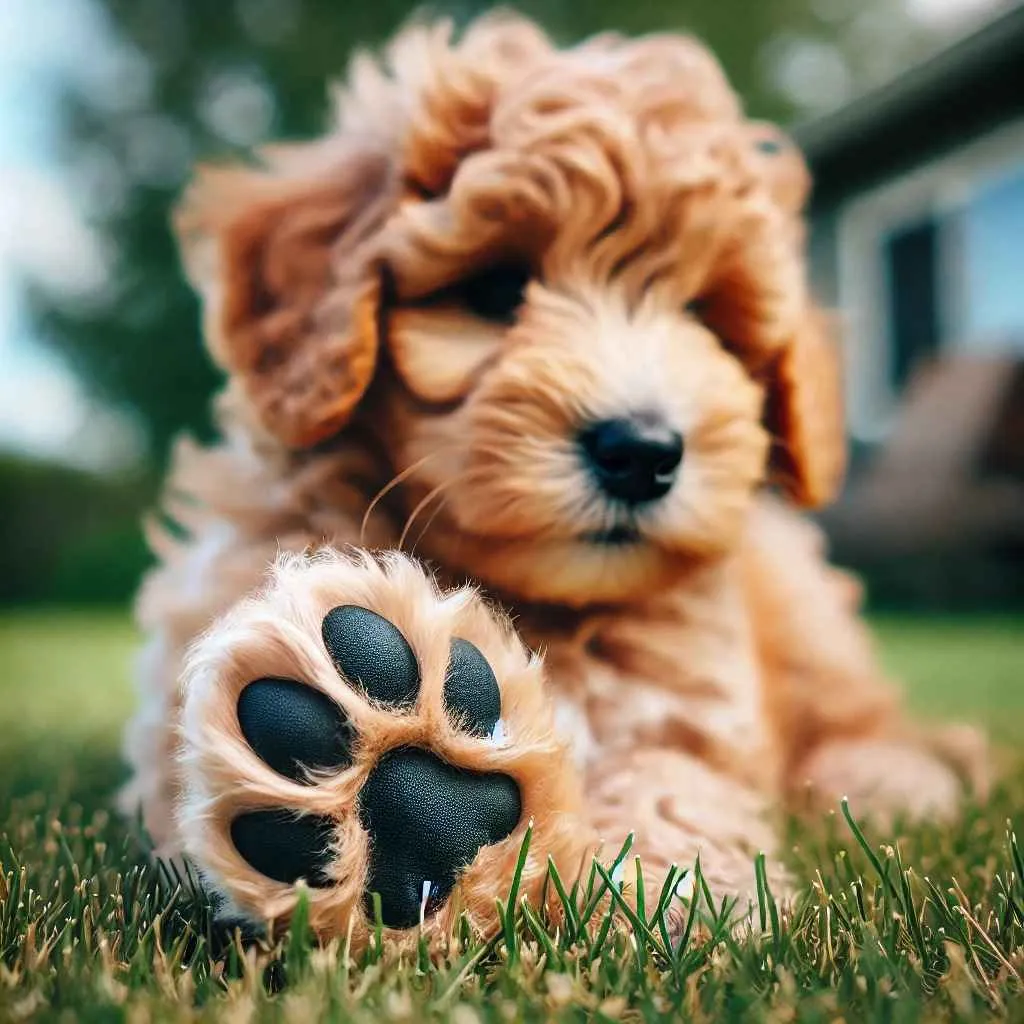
0,609 -> 1022,1022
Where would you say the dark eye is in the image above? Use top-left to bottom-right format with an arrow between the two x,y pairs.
457,264 -> 531,324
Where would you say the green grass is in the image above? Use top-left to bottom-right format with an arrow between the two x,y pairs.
871,615 -> 1024,746
1,609 -> 1022,1022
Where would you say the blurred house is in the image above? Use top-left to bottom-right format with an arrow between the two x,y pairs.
796,3 -> 1024,608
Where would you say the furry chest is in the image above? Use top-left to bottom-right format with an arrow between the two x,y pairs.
544,635 -> 771,778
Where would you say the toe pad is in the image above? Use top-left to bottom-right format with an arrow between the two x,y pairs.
238,678 -> 352,783
231,810 -> 336,887
444,638 -> 501,737
322,606 -> 421,708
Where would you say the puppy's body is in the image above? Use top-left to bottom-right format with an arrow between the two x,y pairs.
123,14 -> 987,941
126,410 -> 978,913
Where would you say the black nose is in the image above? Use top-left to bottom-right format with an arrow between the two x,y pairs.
578,417 -> 684,505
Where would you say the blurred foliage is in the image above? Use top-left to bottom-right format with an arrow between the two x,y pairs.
27,0 -> 937,468
0,453 -> 154,607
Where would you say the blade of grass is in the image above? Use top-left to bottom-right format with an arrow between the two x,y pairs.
841,799 -> 900,901
546,857 -> 581,944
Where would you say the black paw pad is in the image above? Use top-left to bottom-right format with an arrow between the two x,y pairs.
230,606 -> 517,925
238,679 -> 352,783
322,606 -> 421,707
231,810 -> 336,887
444,639 -> 501,737
358,747 -> 521,928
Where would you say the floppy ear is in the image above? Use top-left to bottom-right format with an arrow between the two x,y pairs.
723,123 -> 842,507
762,307 -> 847,508
174,141 -> 398,448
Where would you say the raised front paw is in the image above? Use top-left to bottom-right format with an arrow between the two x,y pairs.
178,550 -> 589,945
233,609 -> 519,925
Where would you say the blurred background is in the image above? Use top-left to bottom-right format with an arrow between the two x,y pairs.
0,0 -> 1021,807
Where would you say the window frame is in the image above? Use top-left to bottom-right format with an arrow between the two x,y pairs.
835,116 -> 1024,443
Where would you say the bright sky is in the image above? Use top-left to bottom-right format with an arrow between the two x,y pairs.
0,0 -> 144,471
0,0 -> 1006,473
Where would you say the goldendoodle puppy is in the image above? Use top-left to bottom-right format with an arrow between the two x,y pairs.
121,12 -> 988,948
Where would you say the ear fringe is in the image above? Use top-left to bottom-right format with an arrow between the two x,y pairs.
763,307 -> 847,508
173,142 -> 399,448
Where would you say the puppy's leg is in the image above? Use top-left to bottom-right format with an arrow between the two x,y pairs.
744,498 -> 990,824
586,748 -> 789,920
177,549 -> 593,950
120,526 -> 275,858
792,724 -> 991,828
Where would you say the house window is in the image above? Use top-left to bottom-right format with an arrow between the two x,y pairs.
961,166 -> 1024,348
837,121 -> 1024,441
882,216 -> 941,392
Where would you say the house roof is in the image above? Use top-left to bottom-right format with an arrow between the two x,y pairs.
794,4 -> 1024,203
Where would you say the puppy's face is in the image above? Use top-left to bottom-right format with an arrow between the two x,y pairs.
378,255 -> 767,605
179,16 -> 844,608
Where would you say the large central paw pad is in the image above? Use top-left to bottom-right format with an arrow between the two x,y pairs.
358,748 -> 520,926
231,606 -> 521,929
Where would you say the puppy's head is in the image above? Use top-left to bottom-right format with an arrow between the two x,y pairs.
176,13 -> 845,606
